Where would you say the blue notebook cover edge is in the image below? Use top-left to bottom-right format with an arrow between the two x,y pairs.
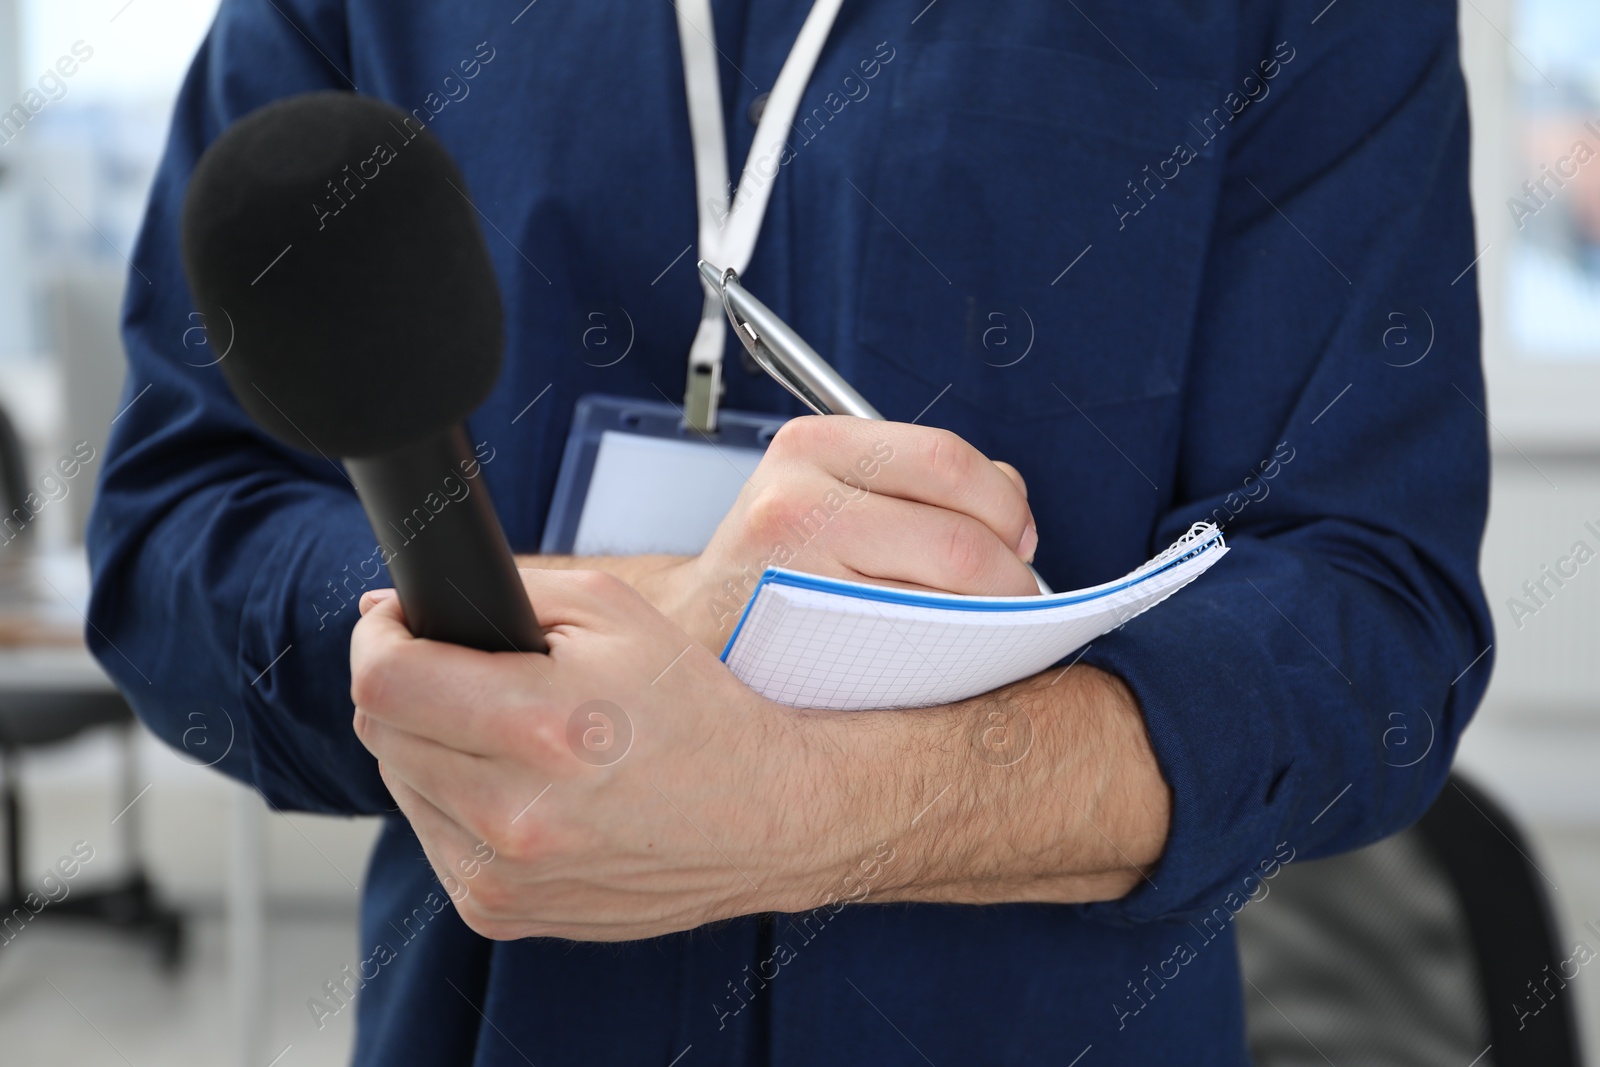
718,527 -> 1226,662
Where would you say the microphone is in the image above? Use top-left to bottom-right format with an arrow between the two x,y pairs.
180,91 -> 546,653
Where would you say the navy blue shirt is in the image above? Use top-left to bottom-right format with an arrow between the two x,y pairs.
87,1 -> 1492,1063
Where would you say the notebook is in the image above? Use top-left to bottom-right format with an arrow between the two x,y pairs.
720,521 -> 1228,710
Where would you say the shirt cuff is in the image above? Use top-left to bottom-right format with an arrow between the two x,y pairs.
1071,566 -> 1302,925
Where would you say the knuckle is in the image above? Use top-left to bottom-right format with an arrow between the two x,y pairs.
769,415 -> 825,457
484,807 -> 553,867
920,428 -> 974,485
453,803 -> 499,848
741,482 -> 783,525
567,568 -> 612,594
939,516 -> 997,588
349,648 -> 395,710
464,873 -> 517,918
495,828 -> 541,867
515,713 -> 568,767
743,484 -> 799,544
567,568 -> 629,603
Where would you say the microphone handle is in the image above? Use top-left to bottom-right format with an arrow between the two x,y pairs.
345,426 -> 547,653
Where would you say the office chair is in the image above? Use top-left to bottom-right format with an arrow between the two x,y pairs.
0,400 -> 184,970
1238,771 -> 1582,1067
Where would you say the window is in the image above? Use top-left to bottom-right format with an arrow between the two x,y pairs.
0,0 -> 219,353
1505,0 -> 1600,360
1464,0 -> 1600,444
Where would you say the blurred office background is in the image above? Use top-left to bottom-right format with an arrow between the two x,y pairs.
0,0 -> 1596,1064
0,2 -> 376,1065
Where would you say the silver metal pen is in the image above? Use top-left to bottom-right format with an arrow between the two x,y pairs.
697,260 -> 1051,594
698,260 -> 883,419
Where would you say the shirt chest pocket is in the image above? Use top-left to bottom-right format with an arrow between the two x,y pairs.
853,42 -> 1219,419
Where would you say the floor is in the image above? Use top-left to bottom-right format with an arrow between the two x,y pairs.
1524,823 -> 1600,1060
0,909 -> 359,1067
0,727 -> 1595,1066
0,832 -> 1594,1067
0,728 -> 372,1067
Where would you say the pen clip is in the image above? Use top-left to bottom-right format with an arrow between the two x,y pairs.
715,267 -> 836,417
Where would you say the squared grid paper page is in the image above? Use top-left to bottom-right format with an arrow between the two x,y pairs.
725,524 -> 1228,710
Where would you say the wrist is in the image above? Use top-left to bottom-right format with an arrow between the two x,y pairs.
760,702 -> 966,913
743,701 -> 891,915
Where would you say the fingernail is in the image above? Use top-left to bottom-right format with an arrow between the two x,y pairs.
359,588 -> 398,614
1018,522 -> 1038,563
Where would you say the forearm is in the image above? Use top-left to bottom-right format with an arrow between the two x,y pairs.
512,556 -> 1169,907
783,664 -> 1171,910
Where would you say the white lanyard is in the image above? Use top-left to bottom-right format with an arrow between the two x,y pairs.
675,0 -> 846,431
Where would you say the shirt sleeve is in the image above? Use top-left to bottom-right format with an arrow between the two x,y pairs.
1076,5 -> 1495,922
84,0 -> 392,815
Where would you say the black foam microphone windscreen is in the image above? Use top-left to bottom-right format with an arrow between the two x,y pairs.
181,91 -> 545,652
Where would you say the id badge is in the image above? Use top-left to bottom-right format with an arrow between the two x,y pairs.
539,394 -> 789,556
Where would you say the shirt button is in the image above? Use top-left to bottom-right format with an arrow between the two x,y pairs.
747,92 -> 769,126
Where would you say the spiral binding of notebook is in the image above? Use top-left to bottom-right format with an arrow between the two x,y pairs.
721,522 -> 1229,710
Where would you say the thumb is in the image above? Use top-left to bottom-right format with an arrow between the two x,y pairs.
359,587 -> 400,617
